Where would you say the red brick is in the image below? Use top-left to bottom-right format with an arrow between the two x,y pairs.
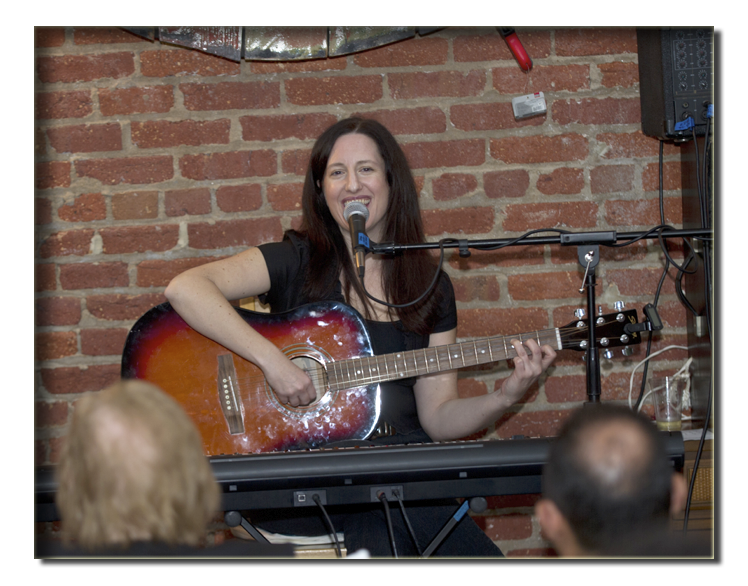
136,257 -> 225,288
389,70 -> 485,100
57,193 -> 107,222
402,139 -> 484,170
452,275 -> 501,303
180,150 -> 276,181
456,378 -> 489,399
99,86 -> 174,116
536,168 -> 584,195
643,161 -> 682,192
604,197 -> 683,227
111,191 -> 159,220
99,225 -> 179,254
80,328 -> 129,356
40,364 -> 121,394
36,198 -> 53,224
36,331 -> 77,361
454,30 -> 551,62
73,27 -> 145,44
597,130 -> 681,159
36,263 -> 57,291
422,207 -> 494,236
35,90 -> 93,119
165,188 -> 212,216
48,123 -> 122,154
180,81 -> 280,111
457,307 -> 548,339
590,164 -> 635,194
250,57 -> 347,74
353,37 -> 448,67
75,156 -> 173,185
553,97 -> 640,126
35,401 -> 69,428
35,127 -> 47,156
545,374 -> 588,403
36,161 -> 71,189
35,27 -> 66,47
599,61 -> 639,88
141,49 -> 241,77
39,229 -> 94,258
503,201 -> 598,232
494,64 -> 590,94
657,300 -> 688,329
450,102 -> 543,132
484,169 -> 530,199
240,113 -> 338,142
215,184 -> 263,213
607,267 -> 676,296
59,261 -> 130,290
356,107 -> 447,135
286,75 -> 383,106
478,513 -> 533,541
495,409 -> 572,439
187,218 -> 283,250
508,271 -> 579,301
281,149 -> 311,176
132,119 -> 230,149
86,293 -> 165,321
555,28 -> 637,56
490,134 -> 588,164
267,183 -> 302,212
35,297 -> 81,327
36,52 -> 135,83
432,173 -> 478,201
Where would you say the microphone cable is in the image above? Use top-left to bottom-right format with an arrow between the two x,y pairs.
377,491 -> 398,558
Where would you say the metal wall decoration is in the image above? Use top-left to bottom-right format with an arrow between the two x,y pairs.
156,27 -> 244,62
121,26 -> 444,62
243,27 -> 328,61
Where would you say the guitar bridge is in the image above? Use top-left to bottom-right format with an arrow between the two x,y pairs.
217,354 -> 244,435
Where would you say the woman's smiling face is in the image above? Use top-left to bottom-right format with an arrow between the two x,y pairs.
322,132 -> 390,244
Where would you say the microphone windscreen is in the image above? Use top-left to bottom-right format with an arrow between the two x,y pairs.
343,201 -> 369,222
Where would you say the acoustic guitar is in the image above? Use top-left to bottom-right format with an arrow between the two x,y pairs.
121,301 -> 640,455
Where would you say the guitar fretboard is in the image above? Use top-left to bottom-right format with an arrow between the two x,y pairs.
327,328 -> 562,390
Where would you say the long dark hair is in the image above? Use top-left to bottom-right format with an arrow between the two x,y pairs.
298,117 -> 441,334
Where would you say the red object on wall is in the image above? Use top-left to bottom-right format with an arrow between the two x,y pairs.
499,28 -> 533,71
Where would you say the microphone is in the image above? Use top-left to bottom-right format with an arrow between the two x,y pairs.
343,201 -> 370,279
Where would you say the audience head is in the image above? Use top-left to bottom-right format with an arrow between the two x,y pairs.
56,379 -> 220,551
535,403 -> 687,557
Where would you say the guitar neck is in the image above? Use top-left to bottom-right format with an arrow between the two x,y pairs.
328,328 -> 562,390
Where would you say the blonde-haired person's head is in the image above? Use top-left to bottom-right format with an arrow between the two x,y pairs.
56,379 -> 220,551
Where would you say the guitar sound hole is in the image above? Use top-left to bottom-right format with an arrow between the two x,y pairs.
267,355 -> 333,417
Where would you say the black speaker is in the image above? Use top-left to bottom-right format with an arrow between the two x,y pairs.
637,27 -> 714,141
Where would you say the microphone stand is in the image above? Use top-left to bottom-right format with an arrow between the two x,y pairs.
368,227 -> 712,403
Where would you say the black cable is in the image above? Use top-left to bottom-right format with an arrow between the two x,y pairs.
312,494 -> 343,558
392,489 -> 422,556
378,492 -> 398,558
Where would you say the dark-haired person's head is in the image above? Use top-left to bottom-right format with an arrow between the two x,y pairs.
535,404 -> 688,557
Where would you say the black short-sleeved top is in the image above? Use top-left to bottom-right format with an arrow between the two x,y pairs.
257,231 -> 457,436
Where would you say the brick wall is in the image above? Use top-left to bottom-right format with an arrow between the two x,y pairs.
34,26 -> 690,556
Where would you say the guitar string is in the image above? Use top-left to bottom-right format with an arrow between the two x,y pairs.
217,318 -> 630,397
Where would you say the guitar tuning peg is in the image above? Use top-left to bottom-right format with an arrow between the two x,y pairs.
574,308 -> 586,319
614,301 -> 625,311
603,349 -> 613,359
622,346 -> 634,357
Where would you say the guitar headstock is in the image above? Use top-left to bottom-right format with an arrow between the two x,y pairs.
560,308 -> 641,354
